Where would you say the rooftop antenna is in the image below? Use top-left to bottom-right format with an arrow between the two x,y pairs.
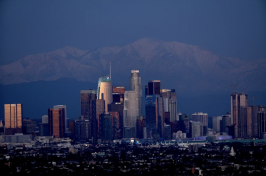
110,62 -> 111,80
230,84 -> 238,92
250,96 -> 260,107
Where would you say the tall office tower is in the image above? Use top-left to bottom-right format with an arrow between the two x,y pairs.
74,120 -> 90,142
179,114 -> 190,134
108,111 -> 121,139
48,107 -> 65,138
146,80 -> 161,96
161,89 -> 177,122
145,95 -> 161,139
112,86 -> 125,103
130,70 -> 142,115
192,112 -> 208,127
258,111 -> 266,138
123,91 -> 138,138
213,116 -> 222,132
80,90 -> 97,119
97,76 -> 113,112
42,115 -> 48,124
189,121 -> 203,138
253,105 -> 265,137
246,106 -> 253,137
123,70 -> 142,138
4,104 -> 23,135
100,113 -> 113,141
164,124 -> 171,140
80,90 -> 97,137
92,99 -> 105,142
108,102 -> 124,138
231,92 -> 248,138
220,114 -> 231,134
54,105 -> 67,131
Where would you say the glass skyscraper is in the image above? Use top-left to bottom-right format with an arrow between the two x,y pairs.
4,104 -> 23,135
97,76 -> 112,112
123,70 -> 142,138
145,95 -> 161,139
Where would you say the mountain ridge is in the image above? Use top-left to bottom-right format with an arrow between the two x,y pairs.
0,38 -> 265,92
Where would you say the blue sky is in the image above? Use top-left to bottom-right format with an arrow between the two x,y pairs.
1,0 -> 266,65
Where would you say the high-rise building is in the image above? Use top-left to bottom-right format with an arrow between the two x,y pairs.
161,89 -> 177,122
146,80 -> 161,96
192,112 -> 208,127
123,91 -> 138,138
123,70 -> 142,138
109,111 -> 122,139
179,114 -> 190,134
231,92 -> 248,137
42,115 -> 48,124
74,120 -> 90,142
189,121 -> 203,138
258,111 -> 266,137
92,99 -> 105,142
22,118 -> 36,134
112,86 -> 125,103
108,103 -> 124,137
48,106 -> 65,138
220,114 -> 231,134
100,113 -> 113,141
145,95 -> 161,139
130,70 -> 142,115
4,104 -> 23,135
97,76 -> 113,112
80,90 -> 97,119
213,116 -> 222,133
54,105 -> 67,131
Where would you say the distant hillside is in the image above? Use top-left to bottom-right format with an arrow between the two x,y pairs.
0,38 -> 266,93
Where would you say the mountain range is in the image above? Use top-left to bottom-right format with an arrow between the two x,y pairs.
0,38 -> 266,93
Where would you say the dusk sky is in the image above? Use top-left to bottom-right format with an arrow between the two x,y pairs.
1,0 -> 266,65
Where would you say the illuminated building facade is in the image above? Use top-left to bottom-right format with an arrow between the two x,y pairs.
161,89 -> 177,122
97,76 -> 113,112
48,107 -> 65,138
4,104 -> 23,135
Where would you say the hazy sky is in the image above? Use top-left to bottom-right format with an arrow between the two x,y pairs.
1,0 -> 266,65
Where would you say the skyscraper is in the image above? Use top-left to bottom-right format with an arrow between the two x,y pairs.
161,89 -> 177,122
97,76 -> 113,112
130,70 -> 142,116
92,99 -> 105,142
80,90 -> 97,119
146,80 -> 161,96
112,86 -> 125,103
4,104 -> 23,135
192,112 -> 208,127
54,105 -> 68,132
145,95 -> 161,139
123,70 -> 142,138
231,92 -> 248,138
48,106 -> 65,138
258,111 -> 266,138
